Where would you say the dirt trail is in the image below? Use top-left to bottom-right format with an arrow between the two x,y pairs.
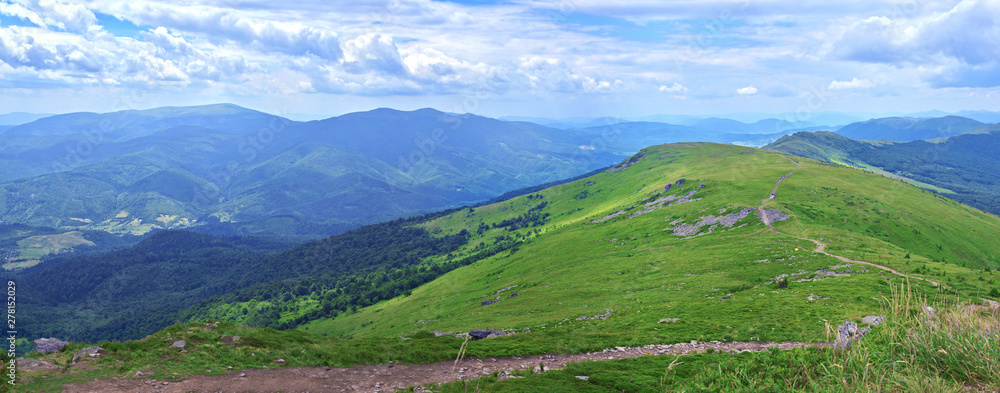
60,341 -> 824,393
759,156 -> 938,287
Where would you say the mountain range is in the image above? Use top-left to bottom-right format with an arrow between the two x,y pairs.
1,105 -> 996,245
8,142 -> 999,392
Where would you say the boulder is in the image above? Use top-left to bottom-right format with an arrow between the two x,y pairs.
170,340 -> 186,348
219,335 -> 240,345
34,338 -> 68,354
835,321 -> 869,349
71,346 -> 108,364
468,329 -> 502,340
861,315 -> 884,325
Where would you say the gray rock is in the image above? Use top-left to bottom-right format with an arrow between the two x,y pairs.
274,358 -> 285,364
806,294 -> 826,301
170,340 -> 186,348
836,321 -> 869,349
480,300 -> 496,306
468,329 -> 502,340
509,292 -> 519,298
576,376 -> 590,381
34,338 -> 68,354
658,318 -> 680,323
15,358 -> 60,371
72,346 -> 108,364
861,316 -> 884,325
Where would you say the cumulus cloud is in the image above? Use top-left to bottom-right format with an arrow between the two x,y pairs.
658,82 -> 688,93
736,85 -> 757,95
0,27 -> 104,72
833,0 -> 1000,87
828,77 -> 874,90
0,0 -> 97,32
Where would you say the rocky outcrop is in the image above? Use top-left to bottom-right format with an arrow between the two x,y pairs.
756,208 -> 790,223
608,152 -> 645,172
34,338 -> 68,354
72,346 -> 108,364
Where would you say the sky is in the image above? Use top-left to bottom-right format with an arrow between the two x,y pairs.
0,0 -> 998,120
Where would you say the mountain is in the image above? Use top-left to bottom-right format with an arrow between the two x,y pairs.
766,126 -> 1000,214
0,106 -> 619,240
10,142 -> 999,391
0,112 -> 52,125
575,121 -> 798,150
835,115 -> 985,141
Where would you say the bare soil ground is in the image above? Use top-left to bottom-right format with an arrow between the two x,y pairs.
60,341 -> 824,393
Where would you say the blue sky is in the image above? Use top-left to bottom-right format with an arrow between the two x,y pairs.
0,0 -> 997,119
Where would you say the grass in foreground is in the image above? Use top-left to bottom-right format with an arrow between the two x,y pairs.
431,282 -> 1000,392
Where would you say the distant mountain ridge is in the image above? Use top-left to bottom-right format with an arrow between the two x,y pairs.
0,104 -> 619,239
834,115 -> 985,142
765,124 -> 1000,214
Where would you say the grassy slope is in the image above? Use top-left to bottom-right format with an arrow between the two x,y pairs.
11,142 -> 1000,392
302,143 -> 999,345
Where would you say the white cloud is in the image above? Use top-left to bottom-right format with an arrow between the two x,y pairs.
833,0 -> 1000,87
736,85 -> 758,95
828,77 -> 874,90
658,82 -> 688,93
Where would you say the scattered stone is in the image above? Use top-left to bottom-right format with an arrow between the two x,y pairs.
577,310 -> 613,320
669,208 -> 752,236
698,184 -> 706,189
592,210 -> 627,223
675,178 -> 686,185
494,285 -> 518,295
15,358 -> 61,371
756,208 -> 790,223
34,338 -> 68,354
719,296 -> 732,301
659,318 -> 680,323
664,184 -> 673,192
133,371 -> 145,377
481,300 -> 496,306
576,376 -> 590,381
170,340 -> 186,348
274,358 -> 286,364
806,294 -> 826,301
509,292 -> 519,298
71,346 -> 108,364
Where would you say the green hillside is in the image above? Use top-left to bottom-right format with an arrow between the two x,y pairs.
299,143 -> 998,342
766,128 -> 1000,214
9,143 -> 1000,392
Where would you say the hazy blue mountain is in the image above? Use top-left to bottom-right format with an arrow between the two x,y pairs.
0,106 -> 619,238
835,115 -> 985,141
576,121 -> 798,150
0,112 -> 52,125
